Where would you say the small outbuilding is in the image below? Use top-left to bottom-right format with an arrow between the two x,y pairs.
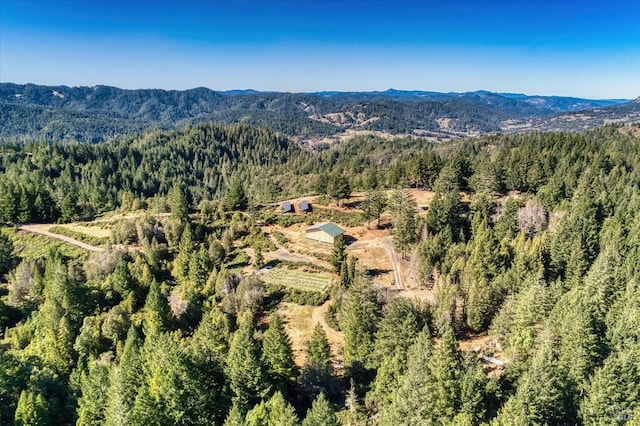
282,202 -> 294,213
305,222 -> 345,244
300,200 -> 311,212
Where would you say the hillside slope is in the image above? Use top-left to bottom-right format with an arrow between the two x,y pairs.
0,83 -> 637,144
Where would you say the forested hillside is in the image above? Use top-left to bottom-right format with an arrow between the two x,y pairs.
1,83 -> 635,144
1,123 -> 640,424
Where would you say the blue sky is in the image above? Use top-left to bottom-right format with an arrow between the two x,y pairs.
1,0 -> 639,98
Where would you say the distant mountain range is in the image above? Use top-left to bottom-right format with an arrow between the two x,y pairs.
0,82 -> 638,145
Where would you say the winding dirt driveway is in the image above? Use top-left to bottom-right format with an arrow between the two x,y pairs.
17,224 -> 104,252
381,236 -> 404,289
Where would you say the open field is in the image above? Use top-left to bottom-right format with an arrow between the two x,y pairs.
277,301 -> 344,367
277,302 -> 316,366
261,268 -> 333,293
58,224 -> 111,239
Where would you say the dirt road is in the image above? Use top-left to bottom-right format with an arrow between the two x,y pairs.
264,229 -> 333,269
311,301 -> 344,355
17,224 -> 104,252
381,237 -> 404,289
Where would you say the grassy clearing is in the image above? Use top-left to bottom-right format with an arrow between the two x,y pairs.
261,268 -> 333,293
61,224 -> 111,239
49,225 -> 111,246
9,229 -> 88,260
277,302 -> 316,366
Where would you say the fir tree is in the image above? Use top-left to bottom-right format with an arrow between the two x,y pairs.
225,316 -> 269,410
262,313 -> 296,393
330,235 -> 346,274
14,390 -> 52,426
340,274 -> 382,368
142,280 -> 169,335
104,327 -> 143,426
308,323 -> 331,366
225,180 -> 249,211
77,358 -> 111,426
303,393 -> 338,426
0,230 -> 14,275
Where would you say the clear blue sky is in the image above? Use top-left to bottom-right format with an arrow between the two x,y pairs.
1,0 -> 639,98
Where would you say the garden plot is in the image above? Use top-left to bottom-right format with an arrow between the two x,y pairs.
261,268 -> 333,293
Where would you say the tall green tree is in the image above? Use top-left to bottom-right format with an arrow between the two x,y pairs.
225,316 -> 269,410
378,328 -> 434,425
262,313 -> 296,393
390,188 -> 418,259
0,230 -> 14,275
225,180 -> 249,211
300,323 -> 335,399
492,330 -> 568,426
362,189 -> 387,229
330,235 -> 346,274
14,390 -> 52,426
340,274 -> 382,368
308,323 -> 331,367
244,391 -> 298,426
104,327 -> 144,426
142,280 -> 169,335
168,181 -> 190,222
580,345 -> 640,425
302,393 -> 338,426
77,358 -> 111,426
327,173 -> 351,206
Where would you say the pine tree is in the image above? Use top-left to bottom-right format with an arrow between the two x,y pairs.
0,230 -> 14,275
168,181 -> 190,222
172,223 -> 194,285
330,235 -> 346,274
492,329 -> 568,425
265,391 -> 298,426
390,188 -> 418,259
327,173 -> 351,206
225,180 -> 248,211
368,299 -> 422,407
141,331 -> 208,425
189,306 -> 231,367
378,328 -> 434,425
300,323 -> 335,399
308,323 -> 331,366
426,329 -> 462,421
111,259 -> 135,300
222,403 -> 245,426
14,390 -> 51,426
143,280 -> 169,335
0,350 -> 21,425
262,313 -> 296,393
580,345 -> 640,425
340,274 -> 381,368
225,316 -> 269,410
302,392 -> 338,426
363,189 -> 387,229
77,358 -> 111,426
104,327 -> 143,426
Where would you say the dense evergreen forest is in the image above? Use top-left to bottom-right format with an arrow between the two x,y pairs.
1,122 -> 640,425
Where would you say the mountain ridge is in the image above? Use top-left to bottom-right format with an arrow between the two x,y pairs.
0,82 -> 638,144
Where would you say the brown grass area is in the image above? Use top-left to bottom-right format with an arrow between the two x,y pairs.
277,301 -> 344,367
278,302 -> 316,366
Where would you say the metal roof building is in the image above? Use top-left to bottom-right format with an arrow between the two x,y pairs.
305,222 -> 345,244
